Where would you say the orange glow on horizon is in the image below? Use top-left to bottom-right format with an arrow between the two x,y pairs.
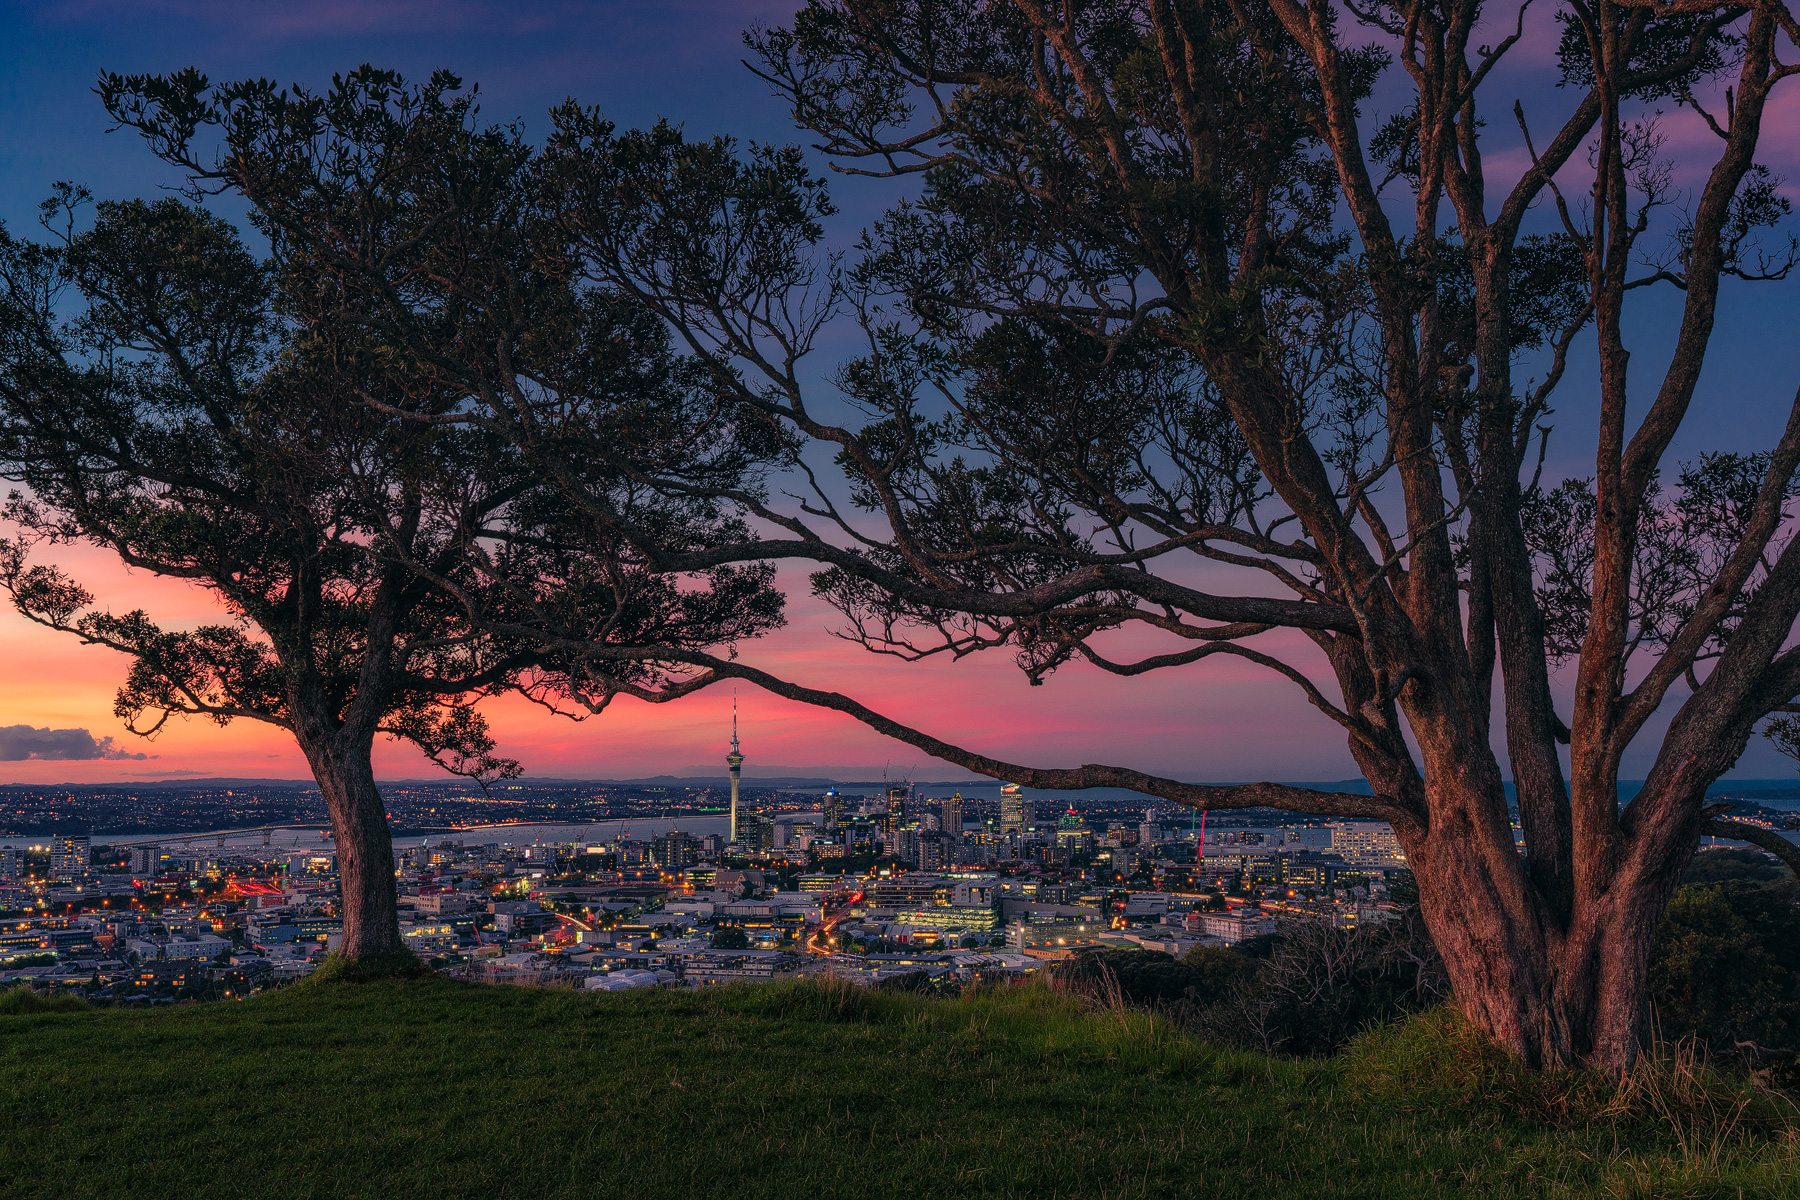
0,544 -> 1345,785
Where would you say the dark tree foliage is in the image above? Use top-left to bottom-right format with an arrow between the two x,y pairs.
0,193 -> 535,959
92,68 -> 786,719
1683,847 -> 1793,885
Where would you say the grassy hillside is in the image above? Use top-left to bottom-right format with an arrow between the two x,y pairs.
2,978 -> 1796,1199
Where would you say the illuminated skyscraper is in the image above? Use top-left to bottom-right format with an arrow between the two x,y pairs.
727,696 -> 744,845
999,784 -> 1031,836
822,788 -> 841,831
50,834 -> 89,881
884,784 -> 909,844
940,792 -> 963,838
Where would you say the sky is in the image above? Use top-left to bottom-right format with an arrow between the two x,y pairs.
0,0 -> 1797,786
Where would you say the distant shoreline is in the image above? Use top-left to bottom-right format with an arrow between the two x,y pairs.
4,775 -> 1799,795
2,776 -> 1794,843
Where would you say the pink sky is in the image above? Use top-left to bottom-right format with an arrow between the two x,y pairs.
0,546 -> 1354,784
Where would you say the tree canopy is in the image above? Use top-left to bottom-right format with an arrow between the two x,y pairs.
0,78 -> 787,955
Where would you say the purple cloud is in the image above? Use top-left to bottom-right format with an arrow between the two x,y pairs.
0,724 -> 147,761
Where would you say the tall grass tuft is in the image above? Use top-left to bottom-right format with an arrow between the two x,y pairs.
297,950 -> 432,986
0,986 -> 88,1016
733,974 -> 882,1023
1601,1033 -> 1800,1174
1346,1006 -> 1800,1187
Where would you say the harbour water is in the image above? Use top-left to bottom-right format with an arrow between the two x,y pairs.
2,815 -> 731,852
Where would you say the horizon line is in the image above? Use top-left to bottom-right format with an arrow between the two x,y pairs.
2,773 -> 1796,790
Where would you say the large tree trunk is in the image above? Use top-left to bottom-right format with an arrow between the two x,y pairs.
301,738 -> 408,963
1405,803 -> 1688,1073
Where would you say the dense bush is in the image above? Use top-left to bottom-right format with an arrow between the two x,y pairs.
1050,948 -> 1217,1007
1651,878 -> 1800,1071
1049,914 -> 1448,1057
1181,917 -> 1449,1056
872,970 -> 954,995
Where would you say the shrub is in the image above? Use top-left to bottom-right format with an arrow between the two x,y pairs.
1651,879 -> 1800,1075
1049,949 -> 1209,1008
873,970 -> 951,995
1179,944 -> 1261,994
1047,918 -> 1447,1058
1180,916 -> 1448,1057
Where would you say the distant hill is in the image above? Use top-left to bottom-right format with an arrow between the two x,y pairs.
6,773 -> 1798,806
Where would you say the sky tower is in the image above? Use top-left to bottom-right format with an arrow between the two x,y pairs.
726,694 -> 744,845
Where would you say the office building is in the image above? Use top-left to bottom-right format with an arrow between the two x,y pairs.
1329,821 -> 1405,866
50,834 -> 90,880
940,793 -> 963,838
999,784 -> 1031,836
884,785 -> 909,845
653,831 -> 699,871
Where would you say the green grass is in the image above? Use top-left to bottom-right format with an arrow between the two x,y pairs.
2,978 -> 1796,1199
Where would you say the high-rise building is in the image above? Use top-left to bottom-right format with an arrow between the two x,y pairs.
1329,821 -> 1405,866
726,696 -> 745,845
822,788 -> 841,831
0,844 -> 22,882
50,834 -> 89,880
884,784 -> 909,845
743,814 -> 776,854
917,832 -> 955,871
999,784 -> 1031,836
940,793 -> 963,838
653,831 -> 699,871
128,845 -> 168,876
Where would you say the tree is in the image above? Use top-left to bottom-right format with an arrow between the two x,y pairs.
2,69 -> 789,964
93,66 -> 789,721
710,926 -> 751,950
0,192 -> 529,961
102,7 -> 1800,1073
419,1 -> 1793,1071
